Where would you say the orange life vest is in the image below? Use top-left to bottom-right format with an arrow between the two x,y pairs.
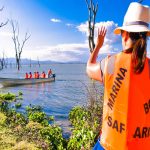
48,70 -> 52,75
34,73 -> 37,79
37,73 -> 40,79
29,73 -> 32,79
41,73 -> 46,78
100,52 -> 150,150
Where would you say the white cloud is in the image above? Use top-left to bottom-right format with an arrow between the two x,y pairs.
77,21 -> 89,36
50,18 -> 61,23
1,19 -> 149,62
22,43 -> 89,62
0,31 -> 12,37
45,43 -> 88,52
19,37 -> 150,62
77,21 -> 150,57
77,21 -> 121,54
96,21 -> 121,44
66,23 -> 74,27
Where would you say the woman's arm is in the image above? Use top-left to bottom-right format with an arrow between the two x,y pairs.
86,26 -> 107,82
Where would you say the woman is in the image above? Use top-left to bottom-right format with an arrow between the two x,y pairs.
86,2 -> 150,150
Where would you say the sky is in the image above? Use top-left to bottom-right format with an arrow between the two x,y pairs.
0,0 -> 149,62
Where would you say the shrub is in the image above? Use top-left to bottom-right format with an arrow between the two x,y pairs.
68,81 -> 104,149
5,109 -> 27,127
68,107 -> 97,150
28,112 -> 49,126
0,92 -> 16,101
15,102 -> 22,108
0,92 -> 21,112
26,105 -> 51,126
40,125 -> 65,150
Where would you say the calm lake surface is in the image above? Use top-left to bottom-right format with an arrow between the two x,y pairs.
0,63 -> 103,137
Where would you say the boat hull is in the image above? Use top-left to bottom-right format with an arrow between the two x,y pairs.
0,76 -> 55,87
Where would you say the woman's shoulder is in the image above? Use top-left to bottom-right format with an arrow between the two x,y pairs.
101,52 -> 126,75
100,54 -> 116,75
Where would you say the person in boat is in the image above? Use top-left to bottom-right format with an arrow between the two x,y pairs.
86,2 -> 150,150
41,71 -> 46,78
48,69 -> 52,78
29,72 -> 32,79
33,72 -> 37,79
25,73 -> 29,79
36,72 -> 40,79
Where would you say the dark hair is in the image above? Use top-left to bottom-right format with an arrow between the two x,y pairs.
125,32 -> 147,74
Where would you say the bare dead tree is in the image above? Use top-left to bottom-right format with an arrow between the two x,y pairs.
0,6 -> 8,28
85,0 -> 98,53
10,20 -> 30,70
85,1 -> 104,132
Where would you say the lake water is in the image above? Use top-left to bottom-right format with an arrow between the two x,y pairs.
0,64 -> 103,137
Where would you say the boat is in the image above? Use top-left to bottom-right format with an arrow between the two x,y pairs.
0,74 -> 56,87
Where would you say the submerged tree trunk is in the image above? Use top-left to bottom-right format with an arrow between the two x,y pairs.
37,57 -> 40,67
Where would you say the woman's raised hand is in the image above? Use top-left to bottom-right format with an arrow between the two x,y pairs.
96,26 -> 107,49
86,26 -> 107,82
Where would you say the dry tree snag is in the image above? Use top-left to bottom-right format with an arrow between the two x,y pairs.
85,0 -> 98,53
10,20 -> 30,70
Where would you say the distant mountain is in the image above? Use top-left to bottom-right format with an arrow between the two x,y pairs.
5,58 -> 86,64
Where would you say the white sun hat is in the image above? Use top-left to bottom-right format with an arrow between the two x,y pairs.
114,2 -> 150,36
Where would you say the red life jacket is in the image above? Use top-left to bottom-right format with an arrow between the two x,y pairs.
34,73 -> 37,78
25,73 -> 28,79
37,73 -> 40,79
41,73 -> 46,78
29,73 -> 32,79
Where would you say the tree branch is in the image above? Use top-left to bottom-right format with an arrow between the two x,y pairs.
0,7 -> 8,28
0,19 -> 8,28
10,19 -> 30,70
20,32 -> 30,56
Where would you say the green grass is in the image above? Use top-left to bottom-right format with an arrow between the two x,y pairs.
0,112 -> 41,150
0,125 -> 41,150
